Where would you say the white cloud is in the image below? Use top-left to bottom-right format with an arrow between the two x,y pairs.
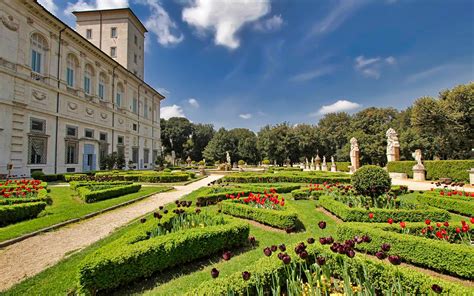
161,104 -> 186,119
182,0 -> 271,49
188,98 -> 199,108
290,66 -> 335,82
315,100 -> 361,115
38,0 -> 58,14
354,55 -> 396,79
139,0 -> 184,46
239,113 -> 252,119
66,0 -> 129,15
253,15 -> 283,32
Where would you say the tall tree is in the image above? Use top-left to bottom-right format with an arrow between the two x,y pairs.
186,123 -> 215,161
316,112 -> 352,157
160,117 -> 193,159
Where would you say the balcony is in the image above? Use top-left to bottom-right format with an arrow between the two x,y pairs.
30,71 -> 45,83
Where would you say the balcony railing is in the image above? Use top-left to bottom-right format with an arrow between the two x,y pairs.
31,71 -> 45,82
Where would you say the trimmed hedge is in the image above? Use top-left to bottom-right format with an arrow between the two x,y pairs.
69,181 -> 133,190
78,216 -> 249,293
221,172 -> 350,184
291,188 -> 324,200
76,184 -> 142,203
336,223 -> 474,279
334,161 -> 351,172
318,195 -> 450,222
351,165 -> 391,197
0,202 -> 47,226
387,160 -> 474,182
417,194 -> 474,216
189,242 -> 473,295
220,200 -> 298,229
0,195 -> 52,206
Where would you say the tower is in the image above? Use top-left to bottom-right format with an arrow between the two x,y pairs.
73,8 -> 147,79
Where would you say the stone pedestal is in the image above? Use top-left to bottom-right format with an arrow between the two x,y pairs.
389,172 -> 408,179
315,164 -> 320,171
199,165 -> 206,176
321,164 -> 328,171
310,164 -> 315,171
330,164 -> 337,172
469,168 -> 474,185
412,164 -> 426,181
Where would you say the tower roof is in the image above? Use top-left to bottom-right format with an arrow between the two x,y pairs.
72,8 -> 148,33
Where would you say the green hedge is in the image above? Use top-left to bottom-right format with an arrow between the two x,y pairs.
336,223 -> 474,279
387,160 -> 474,182
64,174 -> 88,182
417,194 -> 474,216
220,200 -> 298,229
76,184 -> 142,203
69,181 -> 133,190
335,162 -> 351,172
189,242 -> 472,295
318,195 -> 450,222
221,172 -> 350,184
0,195 -> 52,206
35,173 -> 66,182
0,202 -> 47,226
291,188 -> 324,200
78,217 -> 249,293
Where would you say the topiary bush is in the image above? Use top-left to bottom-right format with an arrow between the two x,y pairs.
352,165 -> 391,197
30,170 -> 45,180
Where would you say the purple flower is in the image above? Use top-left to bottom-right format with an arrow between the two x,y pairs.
163,209 -> 168,214
140,218 -> 147,224
248,236 -> 256,245
307,237 -> 315,244
242,271 -> 251,281
388,255 -> 401,265
316,256 -> 326,266
299,250 -> 309,259
381,243 -> 391,252
345,239 -> 355,248
431,284 -> 443,294
195,208 -> 201,213
375,251 -> 387,260
279,244 -> 286,252
282,255 -> 291,264
222,251 -> 232,261
319,237 -> 327,245
326,236 -> 334,244
264,247 -> 272,257
294,242 -> 307,254
362,235 -> 371,243
271,245 -> 278,252
318,221 -> 327,229
346,249 -> 356,258
159,206 -> 164,210
278,252 -> 285,260
211,268 -> 219,278
330,243 -> 339,253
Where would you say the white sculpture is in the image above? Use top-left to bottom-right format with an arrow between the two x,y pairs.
412,149 -> 425,181
386,128 -> 400,162
349,137 -> 360,173
330,156 -> 337,172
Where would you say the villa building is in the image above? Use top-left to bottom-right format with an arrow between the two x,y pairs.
0,0 -> 165,176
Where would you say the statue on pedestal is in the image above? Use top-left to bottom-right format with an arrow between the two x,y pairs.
412,149 -> 426,181
331,156 -> 337,172
349,137 -> 360,173
315,154 -> 321,171
321,156 -> 328,171
386,128 -> 400,163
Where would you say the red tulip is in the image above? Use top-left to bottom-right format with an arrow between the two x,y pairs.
470,217 -> 474,224
387,218 -> 393,224
425,219 -> 431,225
400,221 -> 406,229
368,213 -> 374,219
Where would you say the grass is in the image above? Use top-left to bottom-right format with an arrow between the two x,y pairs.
0,186 -> 172,243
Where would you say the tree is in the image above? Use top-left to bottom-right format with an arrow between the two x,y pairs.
294,124 -> 320,161
316,112 -> 351,157
257,123 -> 299,165
160,117 -> 193,160
186,124 -> 215,161
203,128 -> 236,163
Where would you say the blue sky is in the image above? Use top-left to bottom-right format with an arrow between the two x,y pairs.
39,0 -> 474,130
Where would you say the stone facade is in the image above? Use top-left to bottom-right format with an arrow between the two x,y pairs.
0,1 -> 164,176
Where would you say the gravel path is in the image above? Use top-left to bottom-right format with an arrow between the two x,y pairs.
0,174 -> 222,292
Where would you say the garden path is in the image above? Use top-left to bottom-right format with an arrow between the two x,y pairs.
0,174 -> 223,292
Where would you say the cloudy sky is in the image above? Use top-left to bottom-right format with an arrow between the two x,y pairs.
38,0 -> 474,129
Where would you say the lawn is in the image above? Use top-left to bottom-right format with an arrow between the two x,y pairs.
0,186 -> 172,243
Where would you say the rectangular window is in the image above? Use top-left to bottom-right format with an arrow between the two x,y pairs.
28,136 -> 47,164
134,35 -> 138,45
144,101 -> 148,119
117,136 -> 124,145
134,54 -> 137,64
111,27 -> 117,38
65,141 -> 78,164
66,68 -> 74,87
132,97 -> 138,113
132,147 -> 139,163
84,76 -> 91,94
98,83 -> 104,100
117,146 -> 124,157
30,118 -> 46,133
99,142 -> 108,160
86,29 -> 92,39
66,126 -> 77,137
152,150 -> 158,164
99,132 -> 107,142
132,123 -> 137,131
31,50 -> 42,73
84,129 -> 94,138
110,47 -> 117,58
116,93 -> 121,107
143,149 -> 149,164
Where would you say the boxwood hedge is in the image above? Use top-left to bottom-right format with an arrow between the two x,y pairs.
387,160 -> 474,182
69,181 -> 133,190
291,188 -> 324,200
78,215 -> 249,293
221,172 -> 350,184
417,194 -> 474,216
188,242 -> 473,295
336,223 -> 474,279
318,195 -> 450,222
220,200 -> 298,229
76,184 -> 142,203
0,202 -> 47,226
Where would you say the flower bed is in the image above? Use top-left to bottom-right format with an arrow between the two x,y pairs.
78,209 -> 249,293
76,184 -> 142,203
417,192 -> 474,216
336,222 -> 474,279
220,191 -> 298,230
220,172 -> 350,184
189,240 -> 472,295
318,195 -> 450,222
0,202 -> 47,227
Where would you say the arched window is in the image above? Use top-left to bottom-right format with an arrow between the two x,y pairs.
84,64 -> 94,95
66,53 -> 79,88
30,33 -> 48,74
98,72 -> 107,100
116,83 -> 124,107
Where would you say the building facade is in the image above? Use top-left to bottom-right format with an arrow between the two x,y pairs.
0,0 -> 165,177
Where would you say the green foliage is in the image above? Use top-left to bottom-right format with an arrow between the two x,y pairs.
34,173 -> 65,182
336,223 -> 474,279
77,216 -> 249,293
220,200 -> 298,229
387,160 -> 474,181
0,195 -> 51,206
30,171 -> 45,180
69,181 -> 133,190
0,202 -> 47,226
335,162 -> 351,172
417,194 -> 474,216
161,117 -> 193,159
221,172 -> 350,184
351,165 -> 391,197
76,184 -> 141,203
257,123 -> 300,165
262,159 -> 271,165
318,195 -> 450,222
291,188 -> 324,200
186,123 -> 215,161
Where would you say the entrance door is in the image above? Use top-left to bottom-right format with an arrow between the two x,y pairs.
83,144 -> 96,172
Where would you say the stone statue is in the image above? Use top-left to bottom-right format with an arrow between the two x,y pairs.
186,156 -> 192,166
315,154 -> 321,171
386,128 -> 400,162
349,137 -> 360,173
413,149 -> 423,167
330,156 -> 337,172
321,156 -> 328,171
305,157 -> 309,169
226,151 -> 231,165
412,149 -> 425,181
310,157 -> 315,170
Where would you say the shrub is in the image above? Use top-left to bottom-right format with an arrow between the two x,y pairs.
69,181 -> 133,190
387,160 -> 474,182
352,165 -> 391,197
220,200 -> 298,229
318,195 -> 450,222
77,184 -> 141,203
335,162 -> 351,172
221,172 -> 350,184
417,194 -> 474,216
336,223 -> 474,279
238,160 -> 246,166
189,242 -> 472,295
0,202 -> 47,226
262,159 -> 271,165
0,194 -> 52,206
78,216 -> 249,293
291,188 -> 324,200
30,171 -> 45,180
